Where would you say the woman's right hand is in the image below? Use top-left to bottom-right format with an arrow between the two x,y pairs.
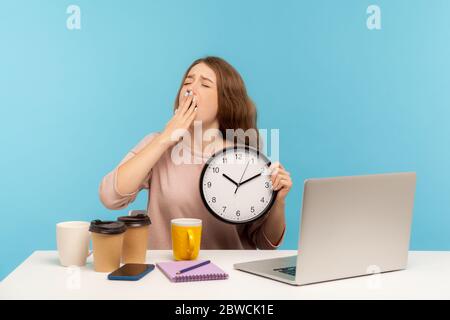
158,91 -> 198,147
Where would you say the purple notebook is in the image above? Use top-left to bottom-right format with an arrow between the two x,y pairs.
156,260 -> 229,282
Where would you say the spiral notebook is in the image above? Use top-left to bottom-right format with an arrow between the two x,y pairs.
156,260 -> 229,282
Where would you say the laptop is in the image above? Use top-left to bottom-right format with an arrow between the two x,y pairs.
234,172 -> 416,286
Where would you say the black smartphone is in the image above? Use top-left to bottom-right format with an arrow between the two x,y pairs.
107,264 -> 155,281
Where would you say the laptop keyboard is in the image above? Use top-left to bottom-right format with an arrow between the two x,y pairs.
273,266 -> 296,276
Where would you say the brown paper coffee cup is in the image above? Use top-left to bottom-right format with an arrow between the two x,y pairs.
118,214 -> 151,264
89,220 -> 127,273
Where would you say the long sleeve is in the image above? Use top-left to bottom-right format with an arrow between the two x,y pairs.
245,214 -> 286,250
99,132 -> 160,210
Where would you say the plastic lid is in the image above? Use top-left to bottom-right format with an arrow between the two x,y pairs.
117,214 -> 151,227
89,220 -> 127,235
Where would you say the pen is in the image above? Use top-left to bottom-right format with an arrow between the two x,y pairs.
176,260 -> 211,275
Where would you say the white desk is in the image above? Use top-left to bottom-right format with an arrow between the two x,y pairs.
1,250 -> 449,300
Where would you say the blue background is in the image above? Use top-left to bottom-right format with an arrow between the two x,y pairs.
1,0 -> 449,281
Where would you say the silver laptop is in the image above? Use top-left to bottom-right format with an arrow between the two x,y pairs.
234,172 -> 416,286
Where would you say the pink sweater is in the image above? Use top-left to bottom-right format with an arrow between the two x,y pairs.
99,133 -> 285,250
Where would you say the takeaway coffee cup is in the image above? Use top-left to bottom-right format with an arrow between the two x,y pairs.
56,221 -> 91,267
89,220 -> 127,272
117,213 -> 151,264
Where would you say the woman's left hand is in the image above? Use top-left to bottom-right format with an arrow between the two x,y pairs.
269,161 -> 292,202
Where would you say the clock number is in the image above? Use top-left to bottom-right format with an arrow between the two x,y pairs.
265,182 -> 270,188
212,167 -> 219,173
222,157 -> 227,164
260,197 -> 265,203
212,197 -> 216,203
251,206 -> 255,213
207,181 -> 212,188
235,153 -> 242,160
222,206 -> 227,213
236,210 -> 241,217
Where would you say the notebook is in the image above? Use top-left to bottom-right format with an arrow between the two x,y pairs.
156,260 -> 229,282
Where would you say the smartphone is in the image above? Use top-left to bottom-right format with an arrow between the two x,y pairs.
107,264 -> 155,281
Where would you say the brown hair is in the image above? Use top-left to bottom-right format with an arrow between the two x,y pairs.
174,56 -> 260,148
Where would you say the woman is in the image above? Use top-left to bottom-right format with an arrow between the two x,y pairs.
99,56 -> 292,249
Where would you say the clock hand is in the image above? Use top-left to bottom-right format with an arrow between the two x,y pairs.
222,173 -> 239,187
239,172 -> 262,186
235,160 -> 250,194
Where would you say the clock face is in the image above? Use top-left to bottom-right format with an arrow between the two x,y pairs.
199,146 -> 277,224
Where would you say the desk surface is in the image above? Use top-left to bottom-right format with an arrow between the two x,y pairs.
1,250 -> 450,300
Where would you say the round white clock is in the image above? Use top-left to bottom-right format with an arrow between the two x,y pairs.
199,145 -> 278,224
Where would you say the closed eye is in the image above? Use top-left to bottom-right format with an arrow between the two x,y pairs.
183,83 -> 210,88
